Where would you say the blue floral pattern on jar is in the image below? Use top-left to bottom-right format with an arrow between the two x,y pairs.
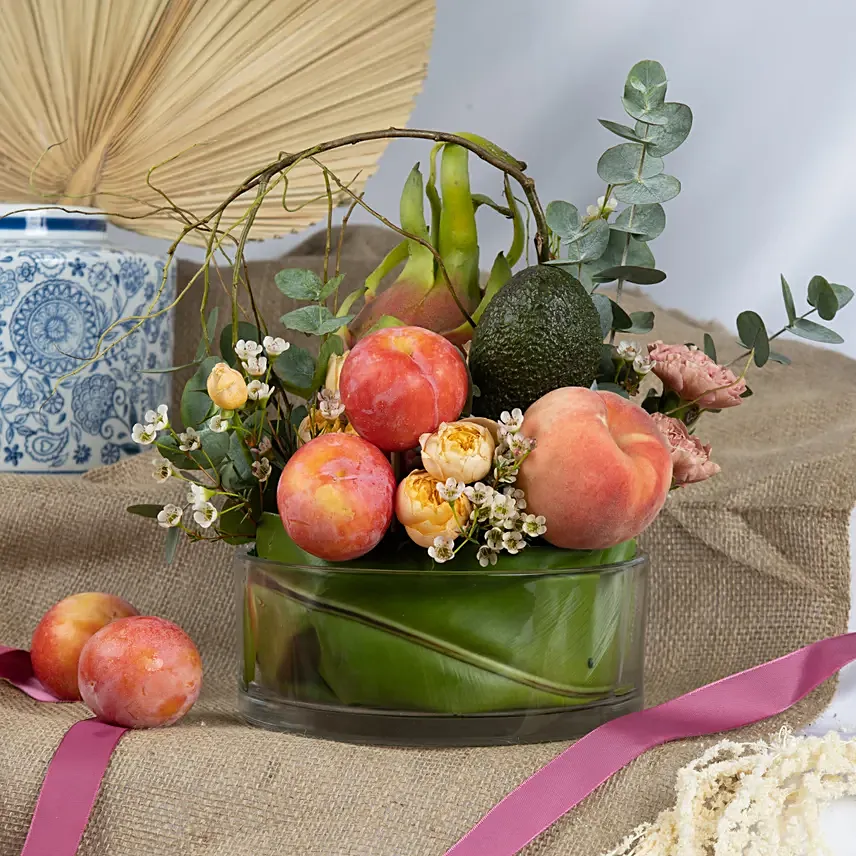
0,243 -> 174,472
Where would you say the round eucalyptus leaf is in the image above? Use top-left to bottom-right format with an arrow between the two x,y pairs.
736,311 -> 770,367
596,265 -> 666,285
598,119 -> 643,142
780,274 -> 797,325
597,143 -> 663,184
622,61 -> 668,125
613,175 -> 681,206
609,299 -> 634,330
830,283 -> 854,309
565,218 -> 609,264
621,98 -> 671,126
613,203 -> 665,242
590,293 -> 613,339
768,351 -> 792,365
806,275 -> 839,320
789,318 -> 844,344
545,200 -> 581,240
635,103 -> 693,157
626,311 -> 655,334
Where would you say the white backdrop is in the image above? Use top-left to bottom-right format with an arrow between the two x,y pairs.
121,0 -> 856,356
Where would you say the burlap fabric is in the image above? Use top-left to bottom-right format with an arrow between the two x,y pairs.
1,238 -> 855,853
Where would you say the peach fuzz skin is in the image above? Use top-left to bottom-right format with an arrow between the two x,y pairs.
78,616 -> 202,728
277,433 -> 396,561
30,592 -> 138,700
340,326 -> 469,453
517,388 -> 673,550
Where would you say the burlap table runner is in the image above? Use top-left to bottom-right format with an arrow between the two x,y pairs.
1,247 -> 855,853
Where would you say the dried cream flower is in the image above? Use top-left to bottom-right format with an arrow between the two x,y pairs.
395,469 -> 471,548
420,421 -> 495,484
157,504 -> 183,528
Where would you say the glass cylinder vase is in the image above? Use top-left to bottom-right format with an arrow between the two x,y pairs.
235,547 -> 648,747
0,205 -> 174,472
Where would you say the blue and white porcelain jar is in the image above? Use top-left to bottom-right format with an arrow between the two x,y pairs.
0,205 -> 174,472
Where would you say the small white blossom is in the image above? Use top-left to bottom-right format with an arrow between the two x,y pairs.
152,457 -> 174,483
436,478 -> 465,503
427,535 -> 455,563
503,487 -> 526,510
187,482 -> 215,509
502,530 -> 525,554
235,339 -> 263,362
242,355 -> 268,377
317,388 -> 345,420
262,336 -> 290,357
490,493 -> 516,523
157,504 -> 183,528
477,546 -> 499,567
252,458 -> 272,482
485,527 -> 504,551
498,408 -> 524,435
247,380 -> 272,402
143,404 -> 169,431
464,482 -> 495,507
617,340 -> 639,360
208,414 -> 230,433
521,514 -> 548,537
132,422 -> 157,445
586,194 -> 618,218
258,437 -> 272,455
507,433 -> 534,459
633,353 -> 653,375
178,427 -> 200,452
193,501 -> 218,529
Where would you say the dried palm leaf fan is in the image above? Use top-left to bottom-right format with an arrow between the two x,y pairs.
0,0 -> 435,242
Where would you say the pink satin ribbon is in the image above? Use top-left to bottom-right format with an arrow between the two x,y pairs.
0,646 -> 127,856
443,632 -> 856,856
3,636 -> 855,856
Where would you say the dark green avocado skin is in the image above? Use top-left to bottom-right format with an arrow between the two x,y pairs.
468,264 -> 602,419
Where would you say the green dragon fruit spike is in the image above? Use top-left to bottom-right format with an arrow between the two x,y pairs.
438,143 -> 480,308
397,163 -> 434,288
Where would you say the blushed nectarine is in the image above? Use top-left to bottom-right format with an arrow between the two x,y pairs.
340,326 -> 468,452
78,616 -> 202,728
30,592 -> 138,700
517,388 -> 672,549
277,433 -> 396,561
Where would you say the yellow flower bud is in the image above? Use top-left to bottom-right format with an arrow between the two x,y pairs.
206,362 -> 248,410
395,469 -> 471,548
324,350 -> 349,393
419,421 -> 495,484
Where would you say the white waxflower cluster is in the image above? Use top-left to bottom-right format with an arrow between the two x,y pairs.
602,728 -> 856,856
617,341 -> 653,377
131,403 -> 169,446
415,410 -> 547,567
586,194 -> 618,219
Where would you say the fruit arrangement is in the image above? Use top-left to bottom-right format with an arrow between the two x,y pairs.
68,60 -> 851,721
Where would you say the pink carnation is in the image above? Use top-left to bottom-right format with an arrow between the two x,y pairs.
647,341 -> 747,409
650,413 -> 721,485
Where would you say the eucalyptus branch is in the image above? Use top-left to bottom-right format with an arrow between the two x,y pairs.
231,177 -> 268,348
321,167 -> 333,283
727,308 -> 819,367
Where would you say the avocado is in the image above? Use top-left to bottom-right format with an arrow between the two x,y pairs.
468,265 -> 602,419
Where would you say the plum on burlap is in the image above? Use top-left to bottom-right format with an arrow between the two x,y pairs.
1,236 -> 855,854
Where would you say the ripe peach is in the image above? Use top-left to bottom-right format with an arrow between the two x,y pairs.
30,592 -> 138,700
517,388 -> 673,550
277,433 -> 396,561
78,616 -> 202,728
340,325 -> 469,452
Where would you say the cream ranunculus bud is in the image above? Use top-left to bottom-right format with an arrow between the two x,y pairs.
324,350 -> 349,393
395,469 -> 472,548
419,421 -> 495,484
206,362 -> 248,410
